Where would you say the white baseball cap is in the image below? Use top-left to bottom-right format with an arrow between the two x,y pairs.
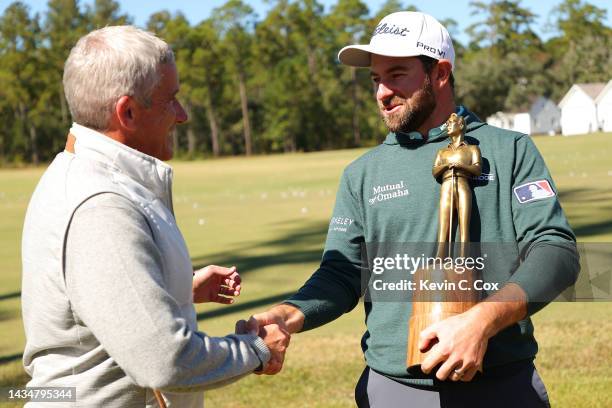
338,11 -> 455,70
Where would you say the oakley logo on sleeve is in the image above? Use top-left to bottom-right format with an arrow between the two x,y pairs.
329,217 -> 354,233
514,180 -> 555,203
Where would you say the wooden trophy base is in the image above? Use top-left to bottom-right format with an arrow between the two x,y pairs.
406,265 -> 479,370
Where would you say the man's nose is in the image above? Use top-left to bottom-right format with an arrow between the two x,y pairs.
175,100 -> 188,123
376,82 -> 394,102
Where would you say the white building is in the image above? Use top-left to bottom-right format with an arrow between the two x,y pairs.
595,80 -> 612,132
486,111 -> 513,131
558,82 -> 606,136
486,97 -> 561,135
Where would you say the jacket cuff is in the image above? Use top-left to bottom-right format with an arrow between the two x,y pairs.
283,299 -> 336,332
507,241 -> 579,316
247,334 -> 271,370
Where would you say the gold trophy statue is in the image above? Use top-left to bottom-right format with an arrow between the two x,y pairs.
433,113 -> 482,259
406,113 -> 482,369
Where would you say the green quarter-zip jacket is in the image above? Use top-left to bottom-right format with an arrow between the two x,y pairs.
286,106 -> 579,385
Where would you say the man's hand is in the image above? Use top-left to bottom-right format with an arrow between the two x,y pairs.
419,283 -> 527,382
235,304 -> 305,375
448,160 -> 463,170
419,309 -> 489,382
235,317 -> 291,375
192,265 -> 241,304
256,323 -> 291,375
245,311 -> 287,333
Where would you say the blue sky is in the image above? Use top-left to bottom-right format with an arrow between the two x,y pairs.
0,0 -> 610,45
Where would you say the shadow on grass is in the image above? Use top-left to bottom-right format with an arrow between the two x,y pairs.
558,188 -> 612,238
196,291 -> 296,321
558,187 -> 612,207
573,220 -> 612,238
0,291 -> 20,301
191,220 -> 328,274
0,359 -> 30,388
0,308 -> 18,322
0,353 -> 21,365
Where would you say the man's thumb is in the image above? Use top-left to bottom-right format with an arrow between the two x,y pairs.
246,316 -> 260,335
235,319 -> 248,334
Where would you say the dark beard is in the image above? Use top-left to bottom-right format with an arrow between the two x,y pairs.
382,75 -> 436,133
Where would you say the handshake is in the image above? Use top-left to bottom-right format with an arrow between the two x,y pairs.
235,305 -> 301,375
193,266 -> 303,375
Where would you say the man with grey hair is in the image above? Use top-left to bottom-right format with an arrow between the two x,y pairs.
21,25 -> 289,407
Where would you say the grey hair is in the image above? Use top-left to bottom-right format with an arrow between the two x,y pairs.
63,25 -> 175,130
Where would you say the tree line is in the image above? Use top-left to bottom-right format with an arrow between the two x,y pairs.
0,0 -> 610,164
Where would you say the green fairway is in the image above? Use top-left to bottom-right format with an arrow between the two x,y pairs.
0,133 -> 611,407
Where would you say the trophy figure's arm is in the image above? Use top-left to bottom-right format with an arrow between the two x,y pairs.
453,162 -> 481,176
451,147 -> 481,176
432,151 -> 448,179
470,147 -> 482,176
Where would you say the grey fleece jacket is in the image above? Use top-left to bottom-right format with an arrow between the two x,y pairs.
21,124 -> 269,407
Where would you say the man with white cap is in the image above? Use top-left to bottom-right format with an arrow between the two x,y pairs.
239,11 -> 577,407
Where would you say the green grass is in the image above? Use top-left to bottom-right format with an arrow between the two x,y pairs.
0,133 -> 611,407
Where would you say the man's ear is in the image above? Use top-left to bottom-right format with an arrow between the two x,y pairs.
433,60 -> 453,89
114,95 -> 137,131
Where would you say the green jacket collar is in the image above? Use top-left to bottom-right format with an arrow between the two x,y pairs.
383,105 -> 485,146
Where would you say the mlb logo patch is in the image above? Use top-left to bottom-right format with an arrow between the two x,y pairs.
514,180 -> 555,203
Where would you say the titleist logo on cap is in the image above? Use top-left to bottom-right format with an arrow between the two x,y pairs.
373,23 -> 409,37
